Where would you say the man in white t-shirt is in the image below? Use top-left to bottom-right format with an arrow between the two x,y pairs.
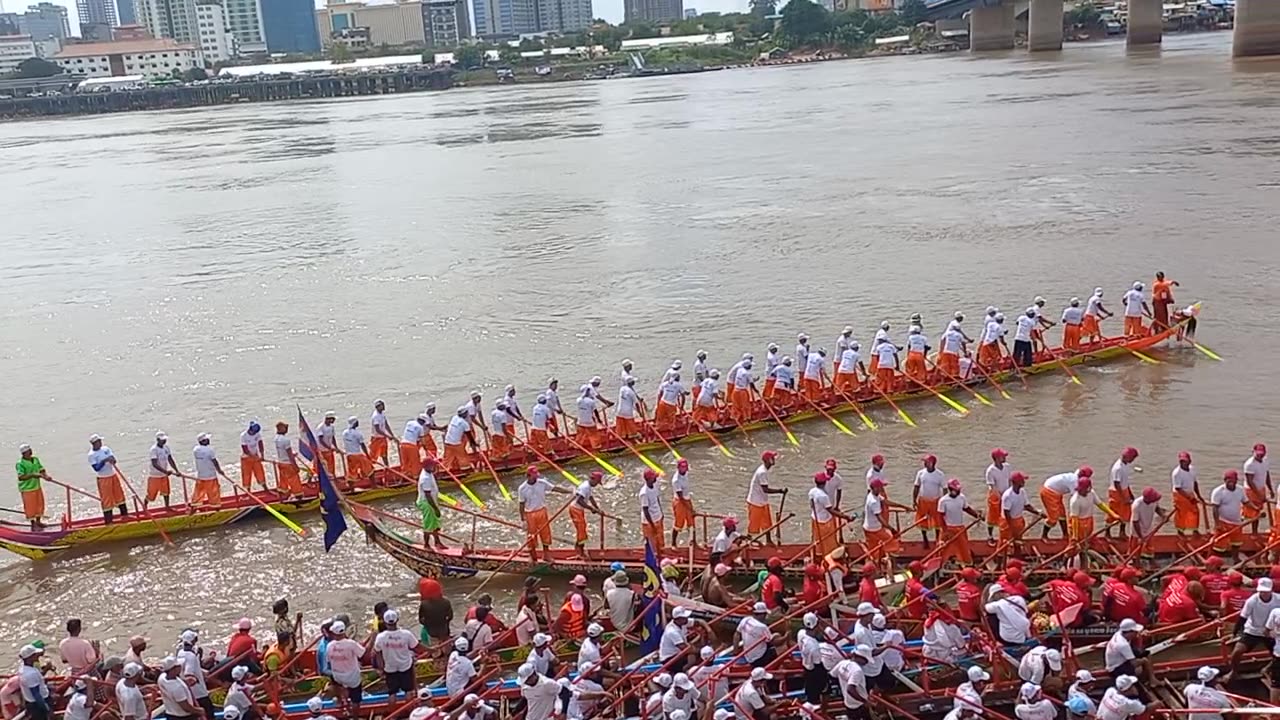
324,621 -> 366,709
1121,282 -> 1150,337
115,663 -> 148,720
1210,469 -> 1255,561
659,607 -> 696,673
1232,577 -> 1280,680
1185,666 -> 1231,720
145,431 -> 179,511
157,656 -> 199,720
445,637 -> 477,699
984,448 -> 1012,542
192,433 -> 231,508
516,664 -> 561,720
734,667 -> 774,720
913,454 -> 946,547
1245,442 -> 1272,534
745,451 -> 784,545
374,609 -> 420,697
1097,675 -> 1154,720
176,630 -> 212,719
734,603 -> 776,667
1108,446 -> 1139,540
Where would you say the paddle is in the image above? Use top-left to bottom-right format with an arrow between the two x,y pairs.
1147,613 -> 1234,657
1189,340 -> 1222,361
908,375 -> 969,416
970,352 -> 1013,400
0,507 -> 28,517
639,413 -> 684,462
752,387 -> 801,446
867,374 -> 917,428
1045,347 -> 1084,385
693,419 -> 735,458
372,458 -> 466,508
474,448 -> 512,502
1115,512 -> 1172,567
220,477 -> 307,536
830,381 -> 877,430
113,469 -> 174,547
799,392 -> 856,436
605,427 -> 665,476
512,424 -> 581,484
562,419 -> 623,477
926,356 -> 993,407
469,496 -> 576,596
1140,526 -> 1235,585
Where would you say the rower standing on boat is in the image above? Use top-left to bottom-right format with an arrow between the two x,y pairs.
400,415 -> 428,480
370,401 -> 397,468
1061,298 -> 1084,351
239,422 -> 266,490
1244,443 -> 1272,534
574,387 -> 604,451
417,457 -> 445,550
273,422 -> 304,499
912,455 -> 945,549
868,321 -> 890,378
615,378 -> 642,441
490,400 -> 516,458
802,347 -> 827,400
342,417 -> 373,484
874,337 -> 900,393
15,444 -> 49,530
938,479 -> 983,565
1130,488 -> 1168,565
1107,447 -> 1139,540
985,448 -> 1012,544
978,313 -> 1008,370
87,434 -> 127,523
1083,288 -> 1112,345
939,322 -> 968,379
421,404 -> 443,461
671,459 -> 695,548
768,359 -> 795,408
317,413 -> 339,475
192,433 -> 230,509
544,379 -> 565,438
1030,298 -> 1056,354
143,433 -> 178,512
823,458 -> 843,511
519,467 -> 570,563
1013,309 -> 1036,368
835,341 -> 865,394
809,472 -> 851,557
1040,468 -> 1081,540
904,327 -> 928,381
1001,473 -> 1042,556
569,471 -> 604,558
1228,577 -> 1280,681
1210,470 -> 1255,561
693,370 -> 722,426
529,395 -> 554,452
1122,282 -> 1150,338
730,361 -> 755,425
692,351 -> 710,401
639,469 -> 665,553
862,478 -> 904,566
795,334 -> 810,374
746,451 -> 784,546
656,373 -> 687,430
1151,271 -> 1180,332
1172,451 -> 1205,536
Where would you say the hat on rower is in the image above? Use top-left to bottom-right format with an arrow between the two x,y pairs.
761,450 -> 778,462
1257,443 -> 1268,455
1260,578 -> 1275,593
871,614 -> 886,630
454,637 -> 470,652
672,607 -> 693,620
1075,669 -> 1095,683
752,602 -> 768,615
653,672 -> 673,688
1067,696 -> 1092,715
348,416 -> 359,427
1196,666 -> 1220,683
713,711 -> 734,720
330,620 -> 347,634
750,667 -> 773,682
1115,675 -> 1138,691
1073,572 -> 1095,588
223,707 -> 241,720
1044,649 -> 1063,670
861,562 -> 877,574
124,663 -> 143,678
1142,487 -> 1160,502
160,656 -> 180,671
674,673 -> 694,691
714,563 -> 730,577
1179,451 -> 1192,461
1019,682 -> 1040,700
1118,618 -> 1143,633
856,602 -> 876,616
871,454 -> 885,465
723,516 -> 737,529
231,665 -> 249,681
1120,567 -> 1140,582
180,630 -> 198,644
967,666 -> 991,683
587,623 -> 604,638
852,644 -> 873,660
701,646 -> 715,661
18,644 -> 42,660
991,448 -> 1008,460
533,633 -> 550,647
1184,567 -> 1202,581
1010,472 -> 1027,484
922,454 -> 937,464
1205,556 -> 1225,568
234,617 -> 253,631
947,478 -> 962,492
803,612 -> 818,629
1224,469 -> 1239,481
960,567 -> 980,581
516,664 -> 536,680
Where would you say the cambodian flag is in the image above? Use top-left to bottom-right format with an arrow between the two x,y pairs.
638,539 -> 663,654
297,407 -> 347,551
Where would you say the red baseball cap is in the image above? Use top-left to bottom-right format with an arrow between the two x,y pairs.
1184,567 -> 1202,580
526,465 -> 539,477
1077,465 -> 1093,478
761,450 -> 778,462
1224,469 -> 1239,480
1142,487 -> 1160,502
825,458 -> 838,470
1179,451 -> 1192,461
1076,477 -> 1092,492
589,470 -> 603,480
1256,443 -> 1268,455
813,472 -> 828,483
861,562 -> 877,574
923,454 -> 938,464
1010,472 -> 1027,484
947,478 -> 962,492
767,555 -> 783,569
960,567 -> 980,581
871,454 -> 885,465
991,448 -> 1008,459
1122,446 -> 1139,460
1073,572 -> 1095,587
1205,556 -> 1224,568
676,458 -> 689,471
1120,567 -> 1140,581
869,478 -> 886,489
1005,566 -> 1023,580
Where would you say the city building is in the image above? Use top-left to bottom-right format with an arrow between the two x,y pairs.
221,0 -> 265,54
534,0 -> 590,32
76,0 -> 117,32
623,0 -> 682,24
471,0 -> 532,36
0,34 -> 37,74
135,0 -> 200,42
116,0 -> 137,24
112,23 -> 153,38
422,0 -> 469,46
262,0 -> 320,52
683,7 -> 695,17
81,21 -> 114,40
195,1 -> 236,61
315,0 -> 424,47
0,13 -> 20,35
19,2 -> 70,41
54,37 -> 201,76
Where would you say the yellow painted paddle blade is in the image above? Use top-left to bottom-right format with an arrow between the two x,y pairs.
593,455 -> 624,478
1130,350 -> 1161,364
716,443 -> 734,458
1069,375 -> 1083,386
496,480 -> 512,502
671,448 -> 683,461
938,393 -> 968,415
999,389 -> 1013,400
974,392 -> 994,407
785,430 -> 801,446
439,492 -> 459,506
898,409 -> 917,428
559,468 -> 580,483
265,505 -> 306,536
831,418 -> 855,436
640,455 -> 665,476
858,412 -> 877,431
1193,342 -> 1222,361
459,480 -> 486,507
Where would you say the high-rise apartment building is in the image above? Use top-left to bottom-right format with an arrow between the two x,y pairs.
261,0 -> 319,52
116,0 -> 137,24
534,0 -> 590,32
422,0 -> 469,45
135,0 -> 199,42
76,0 -> 118,30
21,2 -> 70,40
623,0 -> 681,23
195,1 -> 235,60
471,0 -> 582,36
220,0 -> 264,53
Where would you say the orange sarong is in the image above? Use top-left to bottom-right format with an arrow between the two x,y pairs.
145,475 -> 170,502
939,524 -> 973,564
747,502 -> 772,533
876,367 -> 896,391
96,475 -> 125,510
802,377 -> 822,400
346,453 -> 373,481
320,449 -> 336,476
1040,487 -> 1066,525
1246,486 -> 1265,522
529,428 -> 551,451
1082,315 -> 1101,338
939,352 -> 959,377
1063,324 -> 1082,351
731,388 -> 751,419
1108,489 -> 1133,522
615,416 -> 640,437
693,404 -> 717,424
761,377 -> 775,398
276,463 -> 303,495
1124,316 -> 1145,337
192,478 -> 221,506
915,497 -> 939,530
1069,515 -> 1095,543
370,436 -> 389,465
240,456 -> 266,489
442,442 -> 471,472
21,489 -> 44,519
569,505 -> 588,544
905,351 -> 925,379
1174,492 -> 1199,532
673,497 -> 694,530
986,490 -> 1002,529
655,402 -> 678,425
1001,515 -> 1026,544
834,371 -> 859,393
524,507 -> 551,545
643,520 -> 665,552
811,518 -> 839,556
399,441 -> 422,479
978,342 -> 1000,367
863,527 -> 899,561
1214,521 -> 1242,552
692,384 -> 703,402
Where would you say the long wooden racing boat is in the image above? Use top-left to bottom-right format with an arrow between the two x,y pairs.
0,321 -> 1191,560
348,492 -> 1262,580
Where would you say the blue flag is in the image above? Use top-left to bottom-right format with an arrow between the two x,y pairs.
638,539 -> 663,654
297,407 -> 347,551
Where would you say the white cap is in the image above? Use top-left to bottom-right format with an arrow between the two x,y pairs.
89,433 -> 103,442
330,620 -> 347,634
802,612 -> 818,629
155,432 -> 167,441
463,694 -> 481,706
1133,281 -> 1143,290
123,663 -> 143,678
1118,618 -> 1144,633
880,321 -> 890,330
954,311 -> 964,320
532,632 -> 550,647
653,673 -> 673,688
700,646 -> 715,660
18,644 -> 42,659
224,707 -> 242,720
674,673 -> 694,690
853,644 -> 873,660
1115,675 -> 1138,691
180,629 -> 198,644
1019,682 -> 1040,700
714,711 -> 734,720
231,665 -> 249,680
196,432 -> 211,442
843,326 -> 853,334
1094,286 -> 1104,295
516,663 -> 536,679
1034,296 -> 1046,304
1075,669 -> 1094,683
752,602 -> 768,614
587,623 -> 604,637
967,666 -> 990,683
1260,578 -> 1275,593
871,614 -> 886,630
672,607 -> 692,619
383,609 -> 399,623
749,667 -> 773,682
348,416 -> 359,426
18,443 -> 31,452
856,602 -> 876,615
409,708 -> 441,720
454,637 -> 469,651
325,411 -> 336,419
669,712 -> 689,720
1198,666 -> 1219,683
1045,648 -> 1063,670
307,698 -> 324,713
160,656 -> 180,671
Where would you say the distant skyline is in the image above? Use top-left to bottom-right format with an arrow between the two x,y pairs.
17,0 -> 748,42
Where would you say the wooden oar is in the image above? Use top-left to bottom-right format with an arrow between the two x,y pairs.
42,476 -> 104,505
221,478 -> 307,536
970,353 -> 1014,400
1140,526 -> 1234,585
512,427 -> 581,484
800,392 -> 856,436
1115,512 -> 1172,568
831,382 -> 877,430
927,356 -> 993,407
752,387 -> 800,446
561,420 -> 623,477
693,419 -> 734,458
474,448 -> 512,501
1147,614 -> 1234,657
1189,340 -> 1222,361
470,496 -> 575,596
868,375 -> 917,428
1045,347 -> 1084,385
114,469 -> 174,547
605,427 -> 665,476
909,375 -> 969,415
1125,344 -> 1163,364
373,458 -> 467,508
639,414 -> 684,461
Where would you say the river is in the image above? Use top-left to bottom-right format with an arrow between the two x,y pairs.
0,30 -> 1277,655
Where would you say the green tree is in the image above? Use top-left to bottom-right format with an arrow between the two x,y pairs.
13,57 -> 62,78
898,0 -> 928,25
749,0 -> 776,16
1065,1 -> 1101,27
455,44 -> 484,68
499,46 -> 522,64
181,66 -> 208,82
779,0 -> 830,44
329,43 -> 355,63
626,21 -> 659,38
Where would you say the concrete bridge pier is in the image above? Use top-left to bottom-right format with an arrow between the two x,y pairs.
1234,0 -> 1280,57
1127,0 -> 1163,45
1027,0 -> 1063,51
969,1 -> 1016,51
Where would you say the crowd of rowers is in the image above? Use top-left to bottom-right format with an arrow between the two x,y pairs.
10,277 -> 1197,531
8,523 -> 1279,720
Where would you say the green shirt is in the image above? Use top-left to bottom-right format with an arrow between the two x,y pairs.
16,457 -> 43,493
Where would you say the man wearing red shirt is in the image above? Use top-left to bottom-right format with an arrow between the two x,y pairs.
762,556 -> 789,611
1201,556 -> 1230,608
901,561 -> 933,620
859,563 -> 884,609
1102,567 -> 1149,624
1157,568 -> 1203,623
956,567 -> 983,623
997,565 -> 1029,598
1220,572 -> 1252,628
1045,572 -> 1096,627
226,618 -> 262,675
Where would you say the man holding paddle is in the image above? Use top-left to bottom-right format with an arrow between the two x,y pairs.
16,444 -> 49,530
746,451 -> 785,546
